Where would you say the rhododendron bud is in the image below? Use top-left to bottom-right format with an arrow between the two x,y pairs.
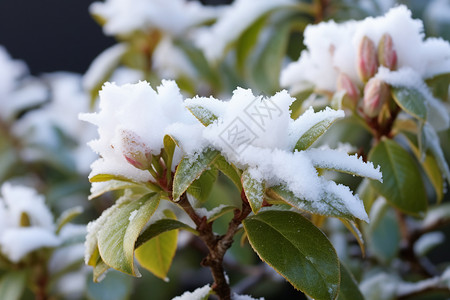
357,36 -> 379,82
119,129 -> 152,171
363,78 -> 390,118
378,33 -> 397,70
337,72 -> 360,104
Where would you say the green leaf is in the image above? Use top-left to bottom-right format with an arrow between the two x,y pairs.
163,135 -> 177,186
368,138 -> 427,216
391,87 -> 428,122
88,180 -> 147,200
93,259 -> 110,283
136,210 -> 178,280
337,261 -> 364,300
87,270 -> 133,300
422,124 -> 450,185
242,169 -> 264,214
243,210 -> 339,300
401,132 -> 444,203
186,105 -> 219,126
0,271 -> 27,300
97,193 -> 160,276
187,167 -> 218,203
55,206 -> 83,234
251,15 -> 293,94
213,155 -> 242,191
136,219 -> 197,249
339,219 -> 365,256
294,115 -> 344,151
366,199 -> 400,263
426,72 -> 450,102
267,185 -> 356,221
235,14 -> 268,75
172,148 -> 220,201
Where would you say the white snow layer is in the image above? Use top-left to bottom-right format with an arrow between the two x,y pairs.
171,284 -> 211,300
80,80 -> 202,182
280,5 -> 450,94
0,183 -> 60,263
90,0 -> 221,36
195,0 -> 296,61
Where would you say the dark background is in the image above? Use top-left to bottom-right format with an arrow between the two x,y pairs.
0,0 -> 231,76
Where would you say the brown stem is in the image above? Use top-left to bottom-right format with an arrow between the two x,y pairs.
178,192 -> 252,299
34,264 -> 49,300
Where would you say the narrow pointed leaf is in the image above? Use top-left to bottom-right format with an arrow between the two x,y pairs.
0,271 -> 27,300
214,155 -> 242,191
242,169 -> 264,213
243,210 -> 339,300
136,219 -> 197,249
136,210 -> 178,280
163,135 -> 177,185
339,219 -> 365,256
172,148 -> 220,201
391,87 -> 427,121
337,261 -> 364,300
294,116 -> 343,151
93,260 -> 110,283
97,193 -> 160,276
368,138 -> 427,216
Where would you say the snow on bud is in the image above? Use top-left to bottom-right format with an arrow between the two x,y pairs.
337,72 -> 360,104
119,129 -> 152,171
357,36 -> 379,82
363,78 -> 390,118
378,33 -> 397,70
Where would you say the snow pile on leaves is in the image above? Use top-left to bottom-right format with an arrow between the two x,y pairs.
90,0 -> 221,36
187,88 -> 381,221
80,80 -> 203,183
281,5 -> 450,93
0,183 -> 60,262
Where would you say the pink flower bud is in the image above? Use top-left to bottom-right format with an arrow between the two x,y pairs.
119,129 -> 152,170
378,33 -> 397,70
357,36 -> 379,82
363,78 -> 390,118
337,72 -> 360,104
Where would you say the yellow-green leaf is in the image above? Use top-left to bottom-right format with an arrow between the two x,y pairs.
136,210 -> 178,281
97,193 -> 160,276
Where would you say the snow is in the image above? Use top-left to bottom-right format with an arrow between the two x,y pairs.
232,293 -> 264,300
171,284 -> 210,300
0,183 -> 61,263
90,0 -> 221,36
80,80 -> 199,182
413,232 -> 445,256
195,0 -> 296,61
153,37 -> 196,79
83,43 -> 127,92
280,5 -> 450,96
187,88 -> 380,222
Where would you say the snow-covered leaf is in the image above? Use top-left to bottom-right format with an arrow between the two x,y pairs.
242,169 -> 264,214
97,193 -> 160,276
369,138 -> 427,216
172,148 -> 220,201
306,148 -> 382,181
135,210 -> 178,281
391,87 -> 428,122
186,104 -> 219,126
243,210 -> 339,300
